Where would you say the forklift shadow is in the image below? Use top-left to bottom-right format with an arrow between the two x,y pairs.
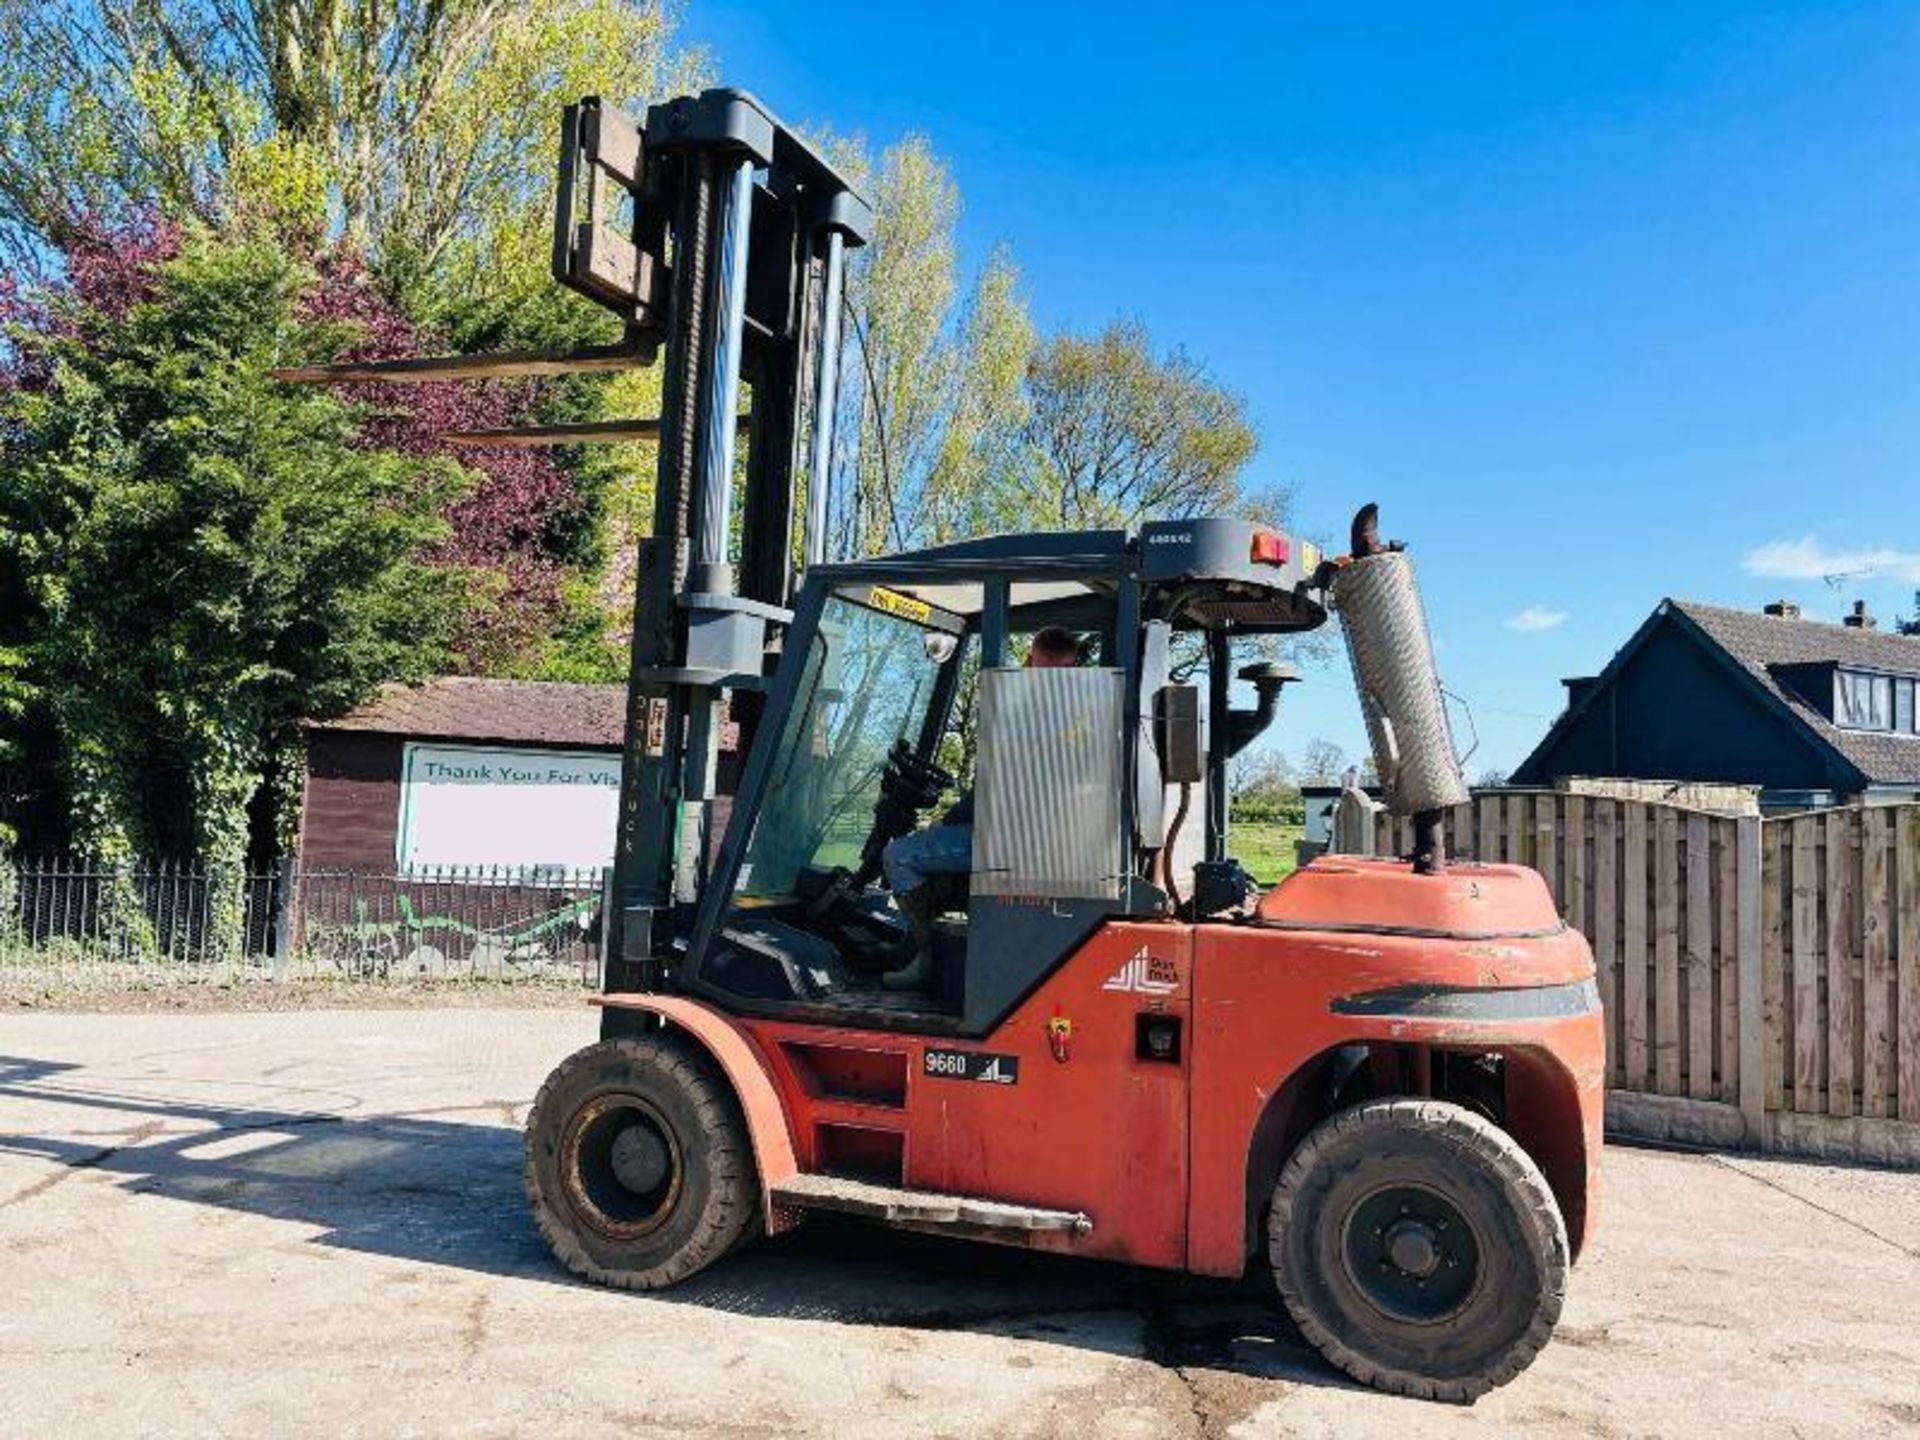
667,1218 -> 1357,1388
0,1067 -> 1354,1391
0,1054 -> 81,1085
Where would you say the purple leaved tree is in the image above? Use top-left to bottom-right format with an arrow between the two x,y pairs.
302,252 -> 581,672
6,218 -> 579,676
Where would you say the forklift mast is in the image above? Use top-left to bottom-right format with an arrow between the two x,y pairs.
556,93 -> 871,991
281,87 -> 872,988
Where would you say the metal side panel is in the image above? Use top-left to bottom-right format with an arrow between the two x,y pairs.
972,667 -> 1125,899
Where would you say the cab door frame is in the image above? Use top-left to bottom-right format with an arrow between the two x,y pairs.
679,554 -> 1152,1038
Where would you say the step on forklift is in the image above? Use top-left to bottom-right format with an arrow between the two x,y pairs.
285,87 -> 1603,1402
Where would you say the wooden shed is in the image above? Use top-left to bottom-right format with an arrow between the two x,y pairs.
298,678 -> 628,871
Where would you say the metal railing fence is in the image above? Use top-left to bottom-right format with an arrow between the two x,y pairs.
0,856 -> 612,986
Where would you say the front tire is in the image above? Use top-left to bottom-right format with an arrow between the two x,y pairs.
524,1034 -> 758,1289
1267,1099 -> 1568,1402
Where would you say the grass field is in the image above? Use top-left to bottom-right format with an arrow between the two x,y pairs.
1231,819 -> 1306,887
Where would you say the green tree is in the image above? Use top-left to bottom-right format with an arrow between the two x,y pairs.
1297,738 -> 1351,788
0,232 -> 464,941
1011,320 -> 1268,531
830,134 -> 1033,556
0,642 -> 23,861
823,146 -> 1278,558
0,645 -> 20,932
0,0 -> 702,309
1231,748 -> 1301,818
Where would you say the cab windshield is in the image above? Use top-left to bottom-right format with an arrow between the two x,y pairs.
735,591 -> 950,899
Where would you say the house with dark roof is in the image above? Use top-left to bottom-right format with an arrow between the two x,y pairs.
1511,598 -> 1920,811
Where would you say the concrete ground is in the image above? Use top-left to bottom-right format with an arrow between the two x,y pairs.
1,1009 -> 1917,1439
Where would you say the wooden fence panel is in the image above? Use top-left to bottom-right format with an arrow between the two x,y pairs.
1346,793 -> 1920,1148
1826,809 -> 1856,1118
1537,795 -> 1560,905
1686,813 -> 1714,1100
1862,809 -> 1891,1120
1736,815 -> 1764,1135
1901,808 -> 1920,1123
1717,821 -> 1740,1104
1790,817 -> 1822,1113
1593,800 -> 1618,1085
1565,795 -> 1588,935
1654,807 -> 1682,1093
1756,806 -> 1917,1123
1623,802 -> 1650,1091
1763,821 -> 1786,1111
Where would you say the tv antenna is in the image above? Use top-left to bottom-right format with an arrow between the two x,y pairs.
1821,567 -> 1875,590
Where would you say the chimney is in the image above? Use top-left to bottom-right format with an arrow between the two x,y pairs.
1843,599 -> 1876,630
1763,599 -> 1801,619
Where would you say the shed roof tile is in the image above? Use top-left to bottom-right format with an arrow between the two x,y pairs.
311,677 -> 626,747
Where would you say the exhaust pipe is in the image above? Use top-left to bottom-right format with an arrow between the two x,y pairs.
1327,505 -> 1468,875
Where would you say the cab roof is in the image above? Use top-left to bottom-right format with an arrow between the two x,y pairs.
808,520 -> 1326,635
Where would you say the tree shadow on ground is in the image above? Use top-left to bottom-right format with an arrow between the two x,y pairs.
0,1060 -> 1358,1391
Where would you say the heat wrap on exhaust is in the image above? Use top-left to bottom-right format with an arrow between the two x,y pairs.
1330,550 -> 1470,817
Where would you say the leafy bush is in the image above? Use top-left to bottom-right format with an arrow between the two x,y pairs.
1231,799 -> 1307,826
1,225 -> 464,882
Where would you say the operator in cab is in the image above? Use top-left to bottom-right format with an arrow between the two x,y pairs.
880,625 -> 1081,989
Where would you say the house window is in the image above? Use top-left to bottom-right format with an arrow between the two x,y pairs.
1899,677 -> 1917,734
1835,669 -> 1896,731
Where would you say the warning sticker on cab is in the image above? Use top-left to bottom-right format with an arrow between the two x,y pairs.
922,1048 -> 1019,1085
868,586 -> 932,624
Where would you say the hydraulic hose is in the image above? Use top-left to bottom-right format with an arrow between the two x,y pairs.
1161,782 -> 1193,911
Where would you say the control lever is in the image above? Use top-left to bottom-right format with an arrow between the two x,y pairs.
806,741 -> 955,927
861,740 -> 954,881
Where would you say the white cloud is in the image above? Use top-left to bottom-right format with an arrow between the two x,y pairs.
1742,535 -> 1920,584
1505,606 -> 1568,633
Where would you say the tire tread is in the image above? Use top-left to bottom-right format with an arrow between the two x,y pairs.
523,1032 -> 758,1290
1267,1098 -> 1568,1402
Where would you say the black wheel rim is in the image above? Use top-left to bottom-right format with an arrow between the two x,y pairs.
560,1094 -> 684,1240
1340,1183 -> 1481,1324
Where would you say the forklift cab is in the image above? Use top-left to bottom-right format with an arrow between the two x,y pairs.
681,518 -> 1324,1035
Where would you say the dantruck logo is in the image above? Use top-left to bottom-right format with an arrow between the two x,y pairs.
1102,948 -> 1178,996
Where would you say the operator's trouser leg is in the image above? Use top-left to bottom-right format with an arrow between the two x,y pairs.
881,824 -> 971,991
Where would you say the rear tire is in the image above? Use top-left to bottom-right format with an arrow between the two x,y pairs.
1267,1098 -> 1568,1402
524,1034 -> 758,1289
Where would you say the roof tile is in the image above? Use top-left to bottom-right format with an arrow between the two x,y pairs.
312,677 -> 626,747
1670,600 -> 1920,785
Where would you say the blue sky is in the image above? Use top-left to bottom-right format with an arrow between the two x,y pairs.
686,2 -> 1920,773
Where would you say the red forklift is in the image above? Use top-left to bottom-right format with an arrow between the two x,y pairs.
287,88 -> 1602,1402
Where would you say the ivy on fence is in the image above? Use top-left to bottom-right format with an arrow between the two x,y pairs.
0,858 -> 611,988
